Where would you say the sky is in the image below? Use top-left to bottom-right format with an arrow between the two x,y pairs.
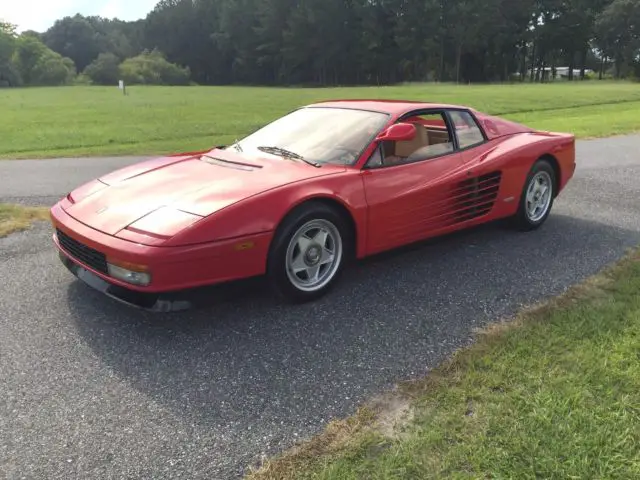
1,0 -> 159,32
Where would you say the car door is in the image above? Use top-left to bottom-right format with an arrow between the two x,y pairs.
361,111 -> 467,254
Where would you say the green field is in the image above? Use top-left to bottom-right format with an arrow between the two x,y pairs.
2,81 -> 640,159
249,249 -> 640,480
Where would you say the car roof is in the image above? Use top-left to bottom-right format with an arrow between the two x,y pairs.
306,99 -> 475,115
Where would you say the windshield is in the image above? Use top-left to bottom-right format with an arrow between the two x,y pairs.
227,107 -> 389,166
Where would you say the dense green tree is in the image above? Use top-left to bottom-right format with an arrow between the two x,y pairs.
119,49 -> 190,85
595,0 -> 640,77
13,34 -> 76,86
42,15 -> 101,71
13,35 -> 49,85
83,52 -> 121,85
42,14 -> 145,71
0,23 -> 22,86
14,0 -> 640,86
30,49 -> 76,85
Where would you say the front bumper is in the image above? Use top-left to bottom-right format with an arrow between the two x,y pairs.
59,251 -> 192,312
50,202 -> 272,310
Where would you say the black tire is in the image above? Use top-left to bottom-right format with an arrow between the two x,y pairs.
266,201 -> 352,303
511,158 -> 557,231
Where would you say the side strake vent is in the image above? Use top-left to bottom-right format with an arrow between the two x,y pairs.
200,155 -> 262,171
450,171 -> 502,223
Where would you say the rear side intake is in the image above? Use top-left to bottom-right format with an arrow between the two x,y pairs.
452,171 -> 502,222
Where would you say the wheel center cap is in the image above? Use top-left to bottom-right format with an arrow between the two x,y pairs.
306,246 -> 321,265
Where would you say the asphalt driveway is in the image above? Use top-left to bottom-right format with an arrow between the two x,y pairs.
1,136 -> 639,479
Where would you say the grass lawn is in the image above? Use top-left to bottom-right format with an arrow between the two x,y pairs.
2,81 -> 640,159
0,204 -> 50,237
248,248 -> 640,480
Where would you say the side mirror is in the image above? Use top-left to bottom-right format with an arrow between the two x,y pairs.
376,122 -> 417,142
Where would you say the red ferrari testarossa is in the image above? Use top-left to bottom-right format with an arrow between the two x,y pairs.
51,100 -> 576,311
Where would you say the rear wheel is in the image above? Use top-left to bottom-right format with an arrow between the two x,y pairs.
511,158 -> 556,231
267,202 -> 350,302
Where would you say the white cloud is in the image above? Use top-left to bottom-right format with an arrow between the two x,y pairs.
2,0 -> 76,31
1,0 -> 158,32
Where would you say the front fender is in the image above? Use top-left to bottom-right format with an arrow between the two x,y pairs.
165,170 -> 369,256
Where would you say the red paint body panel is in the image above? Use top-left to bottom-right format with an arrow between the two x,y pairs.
64,149 -> 344,238
164,169 -> 369,251
52,203 -> 272,292
473,112 -> 535,139
51,99 -> 576,295
362,152 -> 466,253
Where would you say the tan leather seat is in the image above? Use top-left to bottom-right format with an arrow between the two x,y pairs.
385,123 -> 454,165
426,129 -> 450,145
407,142 -> 454,161
394,124 -> 430,157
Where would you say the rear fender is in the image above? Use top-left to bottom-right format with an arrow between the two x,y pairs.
463,133 -> 575,217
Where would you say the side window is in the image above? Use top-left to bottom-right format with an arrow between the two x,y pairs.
448,110 -> 485,149
381,112 -> 455,167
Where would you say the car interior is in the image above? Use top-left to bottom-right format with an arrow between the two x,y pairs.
382,116 -> 455,165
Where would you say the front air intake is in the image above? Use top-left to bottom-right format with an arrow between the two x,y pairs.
56,229 -> 109,274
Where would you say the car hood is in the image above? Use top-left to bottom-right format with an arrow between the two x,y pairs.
63,149 -> 345,236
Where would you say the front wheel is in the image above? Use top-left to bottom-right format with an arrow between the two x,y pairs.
267,203 -> 350,303
511,159 -> 557,231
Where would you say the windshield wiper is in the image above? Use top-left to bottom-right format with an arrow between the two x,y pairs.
257,145 -> 321,167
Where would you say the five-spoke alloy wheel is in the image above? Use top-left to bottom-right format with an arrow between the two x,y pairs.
267,202 -> 351,302
512,158 -> 557,231
285,219 -> 343,293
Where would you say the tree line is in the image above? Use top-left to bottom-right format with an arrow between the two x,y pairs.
2,0 -> 639,88
0,20 -> 189,87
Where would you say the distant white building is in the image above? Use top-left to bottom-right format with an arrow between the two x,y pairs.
553,66 -> 594,78
517,66 -> 594,79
